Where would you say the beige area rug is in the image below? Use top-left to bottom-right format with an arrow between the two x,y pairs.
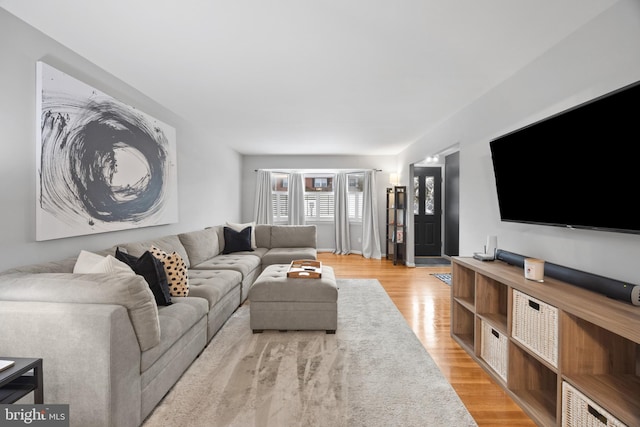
143,279 -> 477,427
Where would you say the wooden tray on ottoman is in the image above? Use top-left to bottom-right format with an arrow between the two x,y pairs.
287,260 -> 322,278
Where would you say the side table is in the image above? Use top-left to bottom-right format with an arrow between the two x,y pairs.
0,357 -> 43,404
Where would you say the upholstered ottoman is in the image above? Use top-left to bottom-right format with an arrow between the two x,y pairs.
248,264 -> 338,333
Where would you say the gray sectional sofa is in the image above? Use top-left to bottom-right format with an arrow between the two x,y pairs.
0,224 -> 316,427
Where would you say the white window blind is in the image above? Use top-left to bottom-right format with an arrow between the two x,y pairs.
348,192 -> 363,220
271,173 -> 289,222
303,173 -> 334,221
304,193 -> 334,220
272,193 -> 288,221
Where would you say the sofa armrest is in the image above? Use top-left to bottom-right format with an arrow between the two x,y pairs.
0,301 -> 141,427
0,272 -> 160,351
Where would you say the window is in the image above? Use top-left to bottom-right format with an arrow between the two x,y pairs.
270,171 -> 364,223
347,173 -> 364,221
313,178 -> 328,188
413,175 -> 434,215
304,174 -> 334,221
272,173 -> 288,222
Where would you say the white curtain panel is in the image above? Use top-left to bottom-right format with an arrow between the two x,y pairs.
288,172 -> 306,225
362,170 -> 382,259
253,170 -> 273,224
333,173 -> 351,255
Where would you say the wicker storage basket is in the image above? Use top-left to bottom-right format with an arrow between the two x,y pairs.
512,290 -> 558,367
480,320 -> 508,381
562,381 -> 626,427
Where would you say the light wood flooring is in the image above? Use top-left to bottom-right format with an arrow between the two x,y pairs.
318,252 -> 536,427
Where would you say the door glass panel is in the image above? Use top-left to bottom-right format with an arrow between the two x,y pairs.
425,176 -> 434,215
413,176 -> 419,214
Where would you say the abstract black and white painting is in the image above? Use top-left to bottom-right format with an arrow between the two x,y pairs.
36,61 -> 178,241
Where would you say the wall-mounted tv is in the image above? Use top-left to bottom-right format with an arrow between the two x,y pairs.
489,79 -> 640,235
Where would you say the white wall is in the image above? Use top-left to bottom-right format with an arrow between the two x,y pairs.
0,10 -> 242,270
398,0 -> 640,284
5,1 -> 640,283
241,155 -> 396,253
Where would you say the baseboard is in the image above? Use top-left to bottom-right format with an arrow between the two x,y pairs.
317,249 -> 364,255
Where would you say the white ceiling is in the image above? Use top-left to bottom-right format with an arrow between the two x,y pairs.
1,0 -> 618,155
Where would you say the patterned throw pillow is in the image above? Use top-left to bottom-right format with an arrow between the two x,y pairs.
150,245 -> 189,297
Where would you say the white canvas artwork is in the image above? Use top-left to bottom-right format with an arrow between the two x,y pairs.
36,62 -> 178,241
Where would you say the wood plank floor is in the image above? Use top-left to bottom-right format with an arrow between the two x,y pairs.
318,252 -> 537,427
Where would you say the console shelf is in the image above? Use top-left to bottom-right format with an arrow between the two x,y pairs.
451,257 -> 640,427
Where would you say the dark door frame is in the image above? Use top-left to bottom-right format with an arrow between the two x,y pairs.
409,150 -> 460,264
443,151 -> 460,257
413,166 -> 442,257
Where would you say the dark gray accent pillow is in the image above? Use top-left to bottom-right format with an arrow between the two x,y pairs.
223,226 -> 254,254
115,247 -> 172,306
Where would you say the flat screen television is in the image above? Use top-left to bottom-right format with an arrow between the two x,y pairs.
489,79 -> 640,235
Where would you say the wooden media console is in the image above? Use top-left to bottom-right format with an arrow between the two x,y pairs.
451,257 -> 640,427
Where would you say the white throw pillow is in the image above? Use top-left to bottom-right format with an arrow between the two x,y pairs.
91,255 -> 135,274
73,250 -> 105,273
74,250 -> 134,274
225,221 -> 257,249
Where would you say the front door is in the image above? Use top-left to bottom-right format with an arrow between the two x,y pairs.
414,167 -> 442,256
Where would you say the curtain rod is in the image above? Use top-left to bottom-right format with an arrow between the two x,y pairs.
254,169 -> 382,173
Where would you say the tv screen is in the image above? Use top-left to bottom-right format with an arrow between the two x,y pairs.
489,79 -> 640,235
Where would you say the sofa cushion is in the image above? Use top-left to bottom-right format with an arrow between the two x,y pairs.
247,247 -> 269,258
222,226 -> 254,254
188,269 -> 242,309
271,225 -> 317,248
261,247 -> 318,267
249,264 -> 337,302
178,228 -> 220,266
255,224 -> 271,248
116,248 -> 172,306
226,221 -> 257,249
191,253 -> 261,278
118,235 -> 191,268
150,246 -> 189,297
0,272 -> 161,351
141,297 -> 208,372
